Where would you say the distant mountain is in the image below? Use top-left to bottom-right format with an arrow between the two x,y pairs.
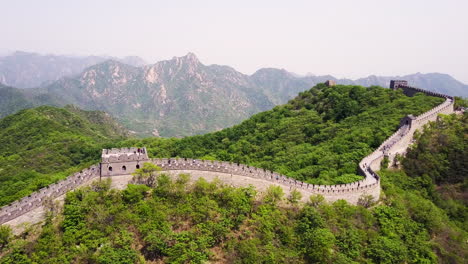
0,51 -> 147,88
19,53 -> 273,137
352,73 -> 468,97
1,52 -> 466,137
254,71 -> 468,100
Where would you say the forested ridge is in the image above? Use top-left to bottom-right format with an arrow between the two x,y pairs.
0,105 -> 128,206
0,84 -> 466,263
120,84 -> 443,185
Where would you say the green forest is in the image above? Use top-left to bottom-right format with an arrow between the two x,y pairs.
0,84 -> 466,263
119,84 -> 443,184
0,105 -> 127,206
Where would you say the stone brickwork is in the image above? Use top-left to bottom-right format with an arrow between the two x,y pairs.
100,147 -> 149,177
0,81 -> 455,226
150,158 -> 380,204
359,82 -> 454,186
0,165 -> 100,225
324,80 -> 336,87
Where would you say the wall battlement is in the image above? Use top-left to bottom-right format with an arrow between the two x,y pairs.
0,165 -> 100,224
0,81 -> 455,225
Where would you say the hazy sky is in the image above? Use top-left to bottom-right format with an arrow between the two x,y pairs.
1,0 -> 467,83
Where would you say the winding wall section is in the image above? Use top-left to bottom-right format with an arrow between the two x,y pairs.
0,84 -> 455,226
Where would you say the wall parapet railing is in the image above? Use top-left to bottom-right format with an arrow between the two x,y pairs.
0,82 -> 455,225
0,165 -> 100,224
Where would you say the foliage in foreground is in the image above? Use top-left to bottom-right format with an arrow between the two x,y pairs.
2,168 -> 466,263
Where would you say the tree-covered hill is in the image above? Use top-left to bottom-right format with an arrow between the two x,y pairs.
0,85 -> 466,263
381,113 -> 467,231
0,105 -> 129,206
120,84 -> 443,185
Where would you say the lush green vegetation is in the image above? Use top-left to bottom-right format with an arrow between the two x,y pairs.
120,84 -> 443,185
386,114 -> 467,231
0,105 -> 128,206
0,84 -> 466,263
2,162 -> 466,263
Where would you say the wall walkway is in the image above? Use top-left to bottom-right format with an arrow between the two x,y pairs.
0,84 -> 455,226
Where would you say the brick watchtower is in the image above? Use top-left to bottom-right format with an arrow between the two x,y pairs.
390,80 -> 408,90
324,80 -> 336,87
100,147 -> 149,177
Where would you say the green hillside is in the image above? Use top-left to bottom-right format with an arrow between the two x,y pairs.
3,119 -> 467,264
121,84 -> 443,184
0,85 -> 466,263
0,105 -> 128,206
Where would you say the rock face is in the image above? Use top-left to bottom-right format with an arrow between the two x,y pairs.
1,52 -> 466,137
28,53 -> 275,137
0,51 -> 146,88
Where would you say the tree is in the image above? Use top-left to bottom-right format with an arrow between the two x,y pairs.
263,185 -> 284,205
357,194 -> 375,208
287,189 -> 302,206
123,184 -> 150,204
0,225 -> 12,249
309,194 -> 325,207
131,163 -> 161,187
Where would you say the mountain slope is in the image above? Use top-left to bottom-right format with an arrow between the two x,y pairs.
352,72 -> 468,97
1,89 -> 465,263
119,84 -> 443,185
0,106 -> 129,206
1,52 -> 466,137
30,54 -> 274,137
0,51 -> 146,88
254,72 -> 468,103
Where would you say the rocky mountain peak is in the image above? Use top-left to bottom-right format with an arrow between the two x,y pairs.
171,52 -> 200,66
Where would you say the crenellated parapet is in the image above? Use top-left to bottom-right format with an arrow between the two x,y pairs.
0,81 -> 456,225
100,147 -> 149,177
391,80 -> 453,99
358,80 -> 455,190
151,158 -> 379,199
0,165 -> 100,224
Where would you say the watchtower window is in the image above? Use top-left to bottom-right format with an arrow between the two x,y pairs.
109,166 -> 113,172
122,165 -> 127,171
136,164 -> 140,169
406,120 -> 409,125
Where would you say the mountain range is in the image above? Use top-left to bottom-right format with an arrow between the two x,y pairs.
0,51 -> 146,88
0,51 -> 467,137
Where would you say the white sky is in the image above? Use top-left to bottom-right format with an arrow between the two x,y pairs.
1,0 -> 467,83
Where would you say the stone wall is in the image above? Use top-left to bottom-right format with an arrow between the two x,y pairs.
150,158 -> 380,204
0,165 -> 100,224
359,88 -> 454,187
101,147 -> 149,177
0,83 -> 455,225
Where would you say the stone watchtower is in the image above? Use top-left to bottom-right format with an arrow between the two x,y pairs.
390,80 -> 408,90
324,80 -> 336,87
100,147 -> 149,177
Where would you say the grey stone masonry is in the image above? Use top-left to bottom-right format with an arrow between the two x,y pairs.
0,165 -> 100,224
150,158 -> 380,203
100,147 -> 149,177
0,81 -> 455,225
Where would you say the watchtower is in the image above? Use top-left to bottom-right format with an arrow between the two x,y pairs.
399,115 -> 416,129
324,80 -> 336,87
390,80 -> 408,90
100,147 -> 149,177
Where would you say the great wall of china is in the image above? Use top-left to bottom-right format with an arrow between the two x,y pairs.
0,81 -> 455,228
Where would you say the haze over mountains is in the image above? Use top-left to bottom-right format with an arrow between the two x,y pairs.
0,51 -> 467,137
0,51 -> 146,88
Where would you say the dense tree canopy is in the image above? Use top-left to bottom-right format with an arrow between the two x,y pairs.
0,84 -> 466,263
120,84 -> 443,185
0,105 -> 127,206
